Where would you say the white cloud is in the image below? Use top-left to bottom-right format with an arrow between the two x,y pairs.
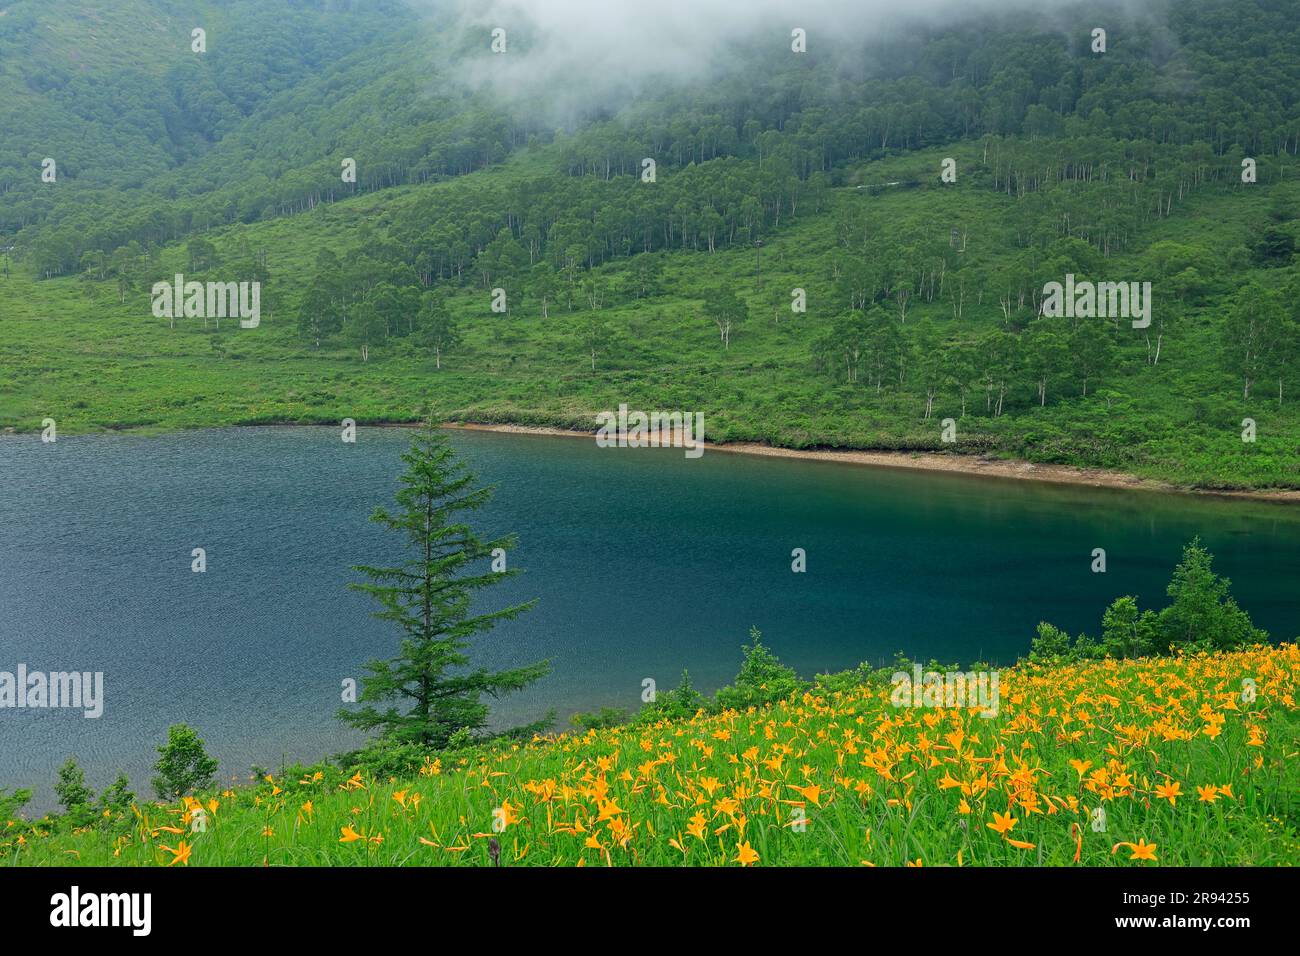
437,0 -> 1143,119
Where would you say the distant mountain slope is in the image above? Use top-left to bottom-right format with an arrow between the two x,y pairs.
1,0 -> 1298,490
0,0 -> 438,240
6,0 -> 1300,268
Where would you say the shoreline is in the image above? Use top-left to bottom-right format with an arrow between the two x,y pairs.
444,422 -> 1300,503
6,419 -> 1298,502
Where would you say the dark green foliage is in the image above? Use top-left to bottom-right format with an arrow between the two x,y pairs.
1100,596 -> 1162,659
1030,539 -> 1269,661
569,707 -> 631,732
1156,539 -> 1270,652
1252,226 -> 1296,266
152,724 -> 219,799
714,627 -> 807,711
339,427 -> 550,749
1028,622 -> 1075,662
812,661 -> 880,694
16,0 -> 1300,287
53,757 -> 93,811
53,757 -> 97,827
97,773 -> 136,820
0,788 -> 32,823
635,670 -> 707,725
338,740 -> 438,778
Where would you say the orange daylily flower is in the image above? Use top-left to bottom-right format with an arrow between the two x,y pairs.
986,811 -> 1018,835
1112,838 -> 1158,861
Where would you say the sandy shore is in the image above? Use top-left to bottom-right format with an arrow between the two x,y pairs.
445,422 -> 1300,503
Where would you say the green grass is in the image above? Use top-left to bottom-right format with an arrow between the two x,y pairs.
7,644 -> 1298,866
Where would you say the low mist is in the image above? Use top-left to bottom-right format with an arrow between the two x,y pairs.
437,0 -> 1154,120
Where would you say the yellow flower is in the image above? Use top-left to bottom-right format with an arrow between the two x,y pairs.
686,811 -> 707,841
986,811 -> 1018,835
160,841 -> 192,866
1154,780 -> 1182,806
735,841 -> 759,866
794,783 -> 822,806
1112,838 -> 1157,861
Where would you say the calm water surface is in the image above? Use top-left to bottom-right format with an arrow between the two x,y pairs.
3,426 -> 1299,806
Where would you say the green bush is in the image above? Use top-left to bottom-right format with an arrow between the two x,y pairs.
570,707 -> 631,731
1032,539 -> 1270,662
714,628 -> 806,711
152,724 -> 219,800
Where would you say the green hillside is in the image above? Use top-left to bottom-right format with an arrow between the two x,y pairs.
2,0 -> 1299,490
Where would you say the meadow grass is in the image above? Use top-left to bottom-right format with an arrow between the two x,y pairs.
8,644 -> 1297,867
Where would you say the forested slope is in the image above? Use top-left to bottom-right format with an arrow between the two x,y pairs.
2,0 -> 1299,489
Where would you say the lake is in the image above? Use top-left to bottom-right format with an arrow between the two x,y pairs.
3,425 -> 1298,807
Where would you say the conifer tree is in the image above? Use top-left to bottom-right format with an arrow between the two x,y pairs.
341,428 -> 549,748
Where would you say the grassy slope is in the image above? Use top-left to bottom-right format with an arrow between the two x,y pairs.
3,140 -> 1299,490
8,644 -> 1298,866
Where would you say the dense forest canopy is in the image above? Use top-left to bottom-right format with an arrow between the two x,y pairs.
4,0 -> 1298,268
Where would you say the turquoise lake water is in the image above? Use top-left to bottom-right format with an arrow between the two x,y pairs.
2,426 -> 1298,805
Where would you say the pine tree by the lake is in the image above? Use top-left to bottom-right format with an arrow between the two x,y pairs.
341,427 -> 549,751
